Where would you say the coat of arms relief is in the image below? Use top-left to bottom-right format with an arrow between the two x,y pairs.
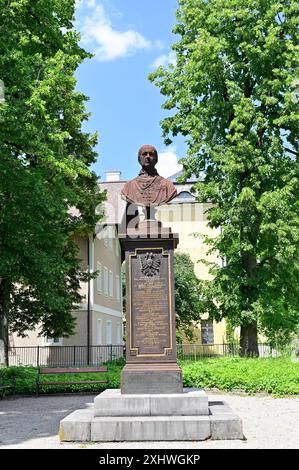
139,252 -> 161,277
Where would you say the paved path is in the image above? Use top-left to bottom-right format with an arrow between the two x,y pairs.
0,391 -> 298,449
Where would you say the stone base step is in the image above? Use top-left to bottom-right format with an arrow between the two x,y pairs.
59,390 -> 244,442
91,415 -> 211,441
94,388 -> 209,417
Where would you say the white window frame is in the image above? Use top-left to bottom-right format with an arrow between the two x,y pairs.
116,322 -> 122,344
103,227 -> 108,247
109,270 -> 114,298
201,320 -> 214,345
97,319 -> 103,345
116,274 -> 120,302
108,226 -> 113,250
115,238 -> 119,257
104,266 -> 109,296
96,262 -> 102,293
44,337 -> 63,346
106,320 -> 112,345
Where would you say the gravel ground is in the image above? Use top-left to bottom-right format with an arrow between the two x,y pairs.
0,391 -> 298,449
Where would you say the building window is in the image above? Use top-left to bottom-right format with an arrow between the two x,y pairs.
103,227 -> 108,247
104,266 -> 109,296
108,227 -> 113,250
109,270 -> 114,297
103,225 -> 113,250
116,274 -> 120,302
201,320 -> 214,344
96,262 -> 102,293
45,337 -> 62,346
106,320 -> 112,345
97,319 -> 102,345
116,322 -> 122,344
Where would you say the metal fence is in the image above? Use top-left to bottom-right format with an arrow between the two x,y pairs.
7,343 -> 279,367
8,345 -> 125,367
177,343 -> 279,360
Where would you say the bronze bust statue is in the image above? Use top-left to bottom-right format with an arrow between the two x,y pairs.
121,145 -> 177,208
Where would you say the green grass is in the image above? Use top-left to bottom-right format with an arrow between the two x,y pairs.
0,357 -> 298,397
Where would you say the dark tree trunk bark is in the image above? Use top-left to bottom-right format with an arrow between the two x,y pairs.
0,279 -> 9,367
240,321 -> 259,357
238,188 -> 260,358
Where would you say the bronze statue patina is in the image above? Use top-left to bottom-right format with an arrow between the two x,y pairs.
121,145 -> 177,208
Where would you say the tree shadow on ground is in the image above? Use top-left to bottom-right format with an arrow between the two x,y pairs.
0,394 -> 96,446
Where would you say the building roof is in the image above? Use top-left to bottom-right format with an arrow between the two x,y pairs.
167,170 -> 201,183
169,189 -> 197,204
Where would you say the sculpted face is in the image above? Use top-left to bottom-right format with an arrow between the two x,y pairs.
121,143 -> 177,208
138,145 -> 158,172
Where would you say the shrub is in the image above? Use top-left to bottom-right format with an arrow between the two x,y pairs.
180,357 -> 299,396
1,357 -> 298,397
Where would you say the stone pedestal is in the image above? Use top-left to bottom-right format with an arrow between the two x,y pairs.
119,220 -> 181,395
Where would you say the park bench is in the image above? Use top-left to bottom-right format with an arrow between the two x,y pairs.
36,366 -> 109,397
0,377 -> 16,399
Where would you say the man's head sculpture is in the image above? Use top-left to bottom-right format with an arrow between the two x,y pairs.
137,145 -> 158,175
121,144 -> 177,208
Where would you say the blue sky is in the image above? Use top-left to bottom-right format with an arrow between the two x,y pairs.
75,0 -> 186,181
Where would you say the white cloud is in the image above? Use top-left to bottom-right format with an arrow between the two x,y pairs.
151,51 -> 176,69
152,40 -> 165,51
156,147 -> 183,178
79,4 -> 151,61
76,0 -> 96,8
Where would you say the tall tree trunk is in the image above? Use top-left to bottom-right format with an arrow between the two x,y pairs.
240,321 -> 259,357
239,209 -> 260,358
0,279 -> 9,367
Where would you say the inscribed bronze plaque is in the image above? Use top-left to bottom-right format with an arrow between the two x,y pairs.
128,247 -> 174,360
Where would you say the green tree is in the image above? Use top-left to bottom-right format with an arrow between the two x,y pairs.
0,0 -> 104,364
174,252 -> 203,341
150,0 -> 299,355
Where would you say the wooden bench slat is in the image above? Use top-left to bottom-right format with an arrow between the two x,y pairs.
36,366 -> 109,396
39,367 -> 108,374
39,380 -> 107,385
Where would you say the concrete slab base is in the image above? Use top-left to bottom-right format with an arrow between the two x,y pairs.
59,388 -> 244,442
94,388 -> 209,417
91,415 -> 211,441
